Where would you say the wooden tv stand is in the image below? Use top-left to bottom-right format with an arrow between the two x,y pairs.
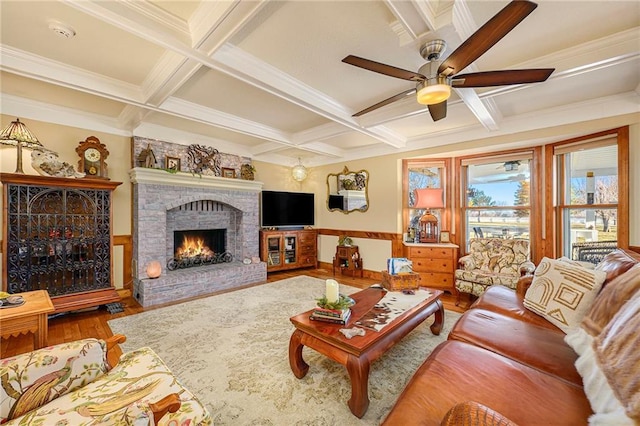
259,229 -> 318,272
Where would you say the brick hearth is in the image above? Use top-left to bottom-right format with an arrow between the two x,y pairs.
130,168 -> 266,307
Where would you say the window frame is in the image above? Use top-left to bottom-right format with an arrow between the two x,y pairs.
402,158 -> 452,242
455,147 -> 543,261
545,127 -> 629,258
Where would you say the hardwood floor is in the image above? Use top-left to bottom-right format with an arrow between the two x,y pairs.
1,267 -> 471,359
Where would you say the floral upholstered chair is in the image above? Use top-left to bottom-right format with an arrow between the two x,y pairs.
455,238 -> 535,305
0,335 -> 211,425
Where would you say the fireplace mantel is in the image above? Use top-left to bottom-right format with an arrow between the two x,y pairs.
129,167 -> 263,192
130,166 -> 266,307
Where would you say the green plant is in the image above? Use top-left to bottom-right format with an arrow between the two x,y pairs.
338,235 -> 352,246
316,294 -> 353,310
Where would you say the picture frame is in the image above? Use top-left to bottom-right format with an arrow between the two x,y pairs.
222,167 -> 236,178
165,156 -> 181,171
440,231 -> 451,243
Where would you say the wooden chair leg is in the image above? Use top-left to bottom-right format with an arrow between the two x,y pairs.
149,393 -> 182,424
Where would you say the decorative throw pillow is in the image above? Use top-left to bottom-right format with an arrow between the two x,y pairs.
524,257 -> 606,333
594,291 -> 640,423
582,263 -> 640,337
558,256 -> 596,270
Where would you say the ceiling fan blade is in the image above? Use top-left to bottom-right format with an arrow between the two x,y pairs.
352,89 -> 416,117
452,68 -> 554,87
428,101 -> 447,121
343,55 -> 425,81
438,1 -> 538,76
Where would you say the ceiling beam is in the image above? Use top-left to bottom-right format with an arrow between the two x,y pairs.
62,0 -> 407,150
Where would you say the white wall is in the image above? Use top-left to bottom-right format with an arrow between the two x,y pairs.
2,114 -> 638,282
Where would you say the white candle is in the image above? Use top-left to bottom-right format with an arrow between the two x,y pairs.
325,279 -> 339,304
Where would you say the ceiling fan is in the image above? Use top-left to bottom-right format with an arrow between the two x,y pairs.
497,160 -> 521,171
342,0 -> 555,121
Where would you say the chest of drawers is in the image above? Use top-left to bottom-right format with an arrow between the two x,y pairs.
404,243 -> 458,294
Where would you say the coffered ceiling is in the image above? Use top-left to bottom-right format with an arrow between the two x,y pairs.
1,1 -> 638,168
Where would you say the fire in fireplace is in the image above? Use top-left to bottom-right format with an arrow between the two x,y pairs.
168,229 -> 232,270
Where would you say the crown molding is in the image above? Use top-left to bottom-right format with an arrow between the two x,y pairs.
119,0 -> 190,38
0,45 -> 142,102
1,94 -> 130,137
160,97 -> 291,144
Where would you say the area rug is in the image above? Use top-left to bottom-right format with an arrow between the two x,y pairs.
108,276 -> 461,425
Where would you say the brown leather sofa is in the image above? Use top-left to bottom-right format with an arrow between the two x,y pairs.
382,249 -> 640,426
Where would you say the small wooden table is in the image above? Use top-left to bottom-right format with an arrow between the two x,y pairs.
289,286 -> 444,418
0,290 -> 55,350
332,245 -> 363,278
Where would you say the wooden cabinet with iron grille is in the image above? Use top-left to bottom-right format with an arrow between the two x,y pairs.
259,229 -> 317,272
1,173 -> 121,313
404,243 -> 458,294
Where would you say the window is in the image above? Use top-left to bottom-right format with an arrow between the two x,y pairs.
402,159 -> 450,242
550,128 -> 629,259
459,150 -> 538,252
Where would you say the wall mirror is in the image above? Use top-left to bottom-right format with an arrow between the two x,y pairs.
327,166 -> 369,213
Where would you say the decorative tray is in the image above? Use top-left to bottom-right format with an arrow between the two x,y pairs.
0,296 -> 25,309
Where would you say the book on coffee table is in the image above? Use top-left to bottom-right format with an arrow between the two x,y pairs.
310,308 -> 351,325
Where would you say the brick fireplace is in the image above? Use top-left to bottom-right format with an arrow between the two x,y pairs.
130,168 -> 266,307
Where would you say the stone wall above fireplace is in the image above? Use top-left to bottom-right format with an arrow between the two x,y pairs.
130,167 -> 266,307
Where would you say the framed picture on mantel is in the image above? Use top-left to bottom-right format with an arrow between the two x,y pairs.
165,156 -> 180,172
440,231 -> 450,243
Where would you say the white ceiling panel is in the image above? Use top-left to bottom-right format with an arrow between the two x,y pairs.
1,0 -> 637,167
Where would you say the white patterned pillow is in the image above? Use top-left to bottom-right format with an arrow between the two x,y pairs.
524,257 -> 606,333
558,256 -> 596,270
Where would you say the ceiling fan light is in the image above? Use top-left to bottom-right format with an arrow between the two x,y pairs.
416,83 -> 451,105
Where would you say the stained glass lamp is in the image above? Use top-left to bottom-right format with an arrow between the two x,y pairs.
0,118 -> 44,174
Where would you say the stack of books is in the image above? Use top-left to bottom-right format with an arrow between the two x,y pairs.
309,307 -> 351,325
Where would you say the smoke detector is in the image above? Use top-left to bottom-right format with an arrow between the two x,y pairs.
48,20 -> 76,39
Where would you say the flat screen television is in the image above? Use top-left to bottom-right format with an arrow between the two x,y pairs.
261,191 -> 314,228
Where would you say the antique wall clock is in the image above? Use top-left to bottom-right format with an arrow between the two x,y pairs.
76,136 -> 109,179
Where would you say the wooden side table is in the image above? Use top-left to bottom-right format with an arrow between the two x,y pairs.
0,290 -> 55,350
404,243 -> 459,294
332,245 -> 363,278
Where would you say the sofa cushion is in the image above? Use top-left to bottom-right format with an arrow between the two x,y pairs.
448,309 -> 581,385
381,340 -> 592,426
582,263 -> 640,337
0,338 -> 109,422
4,347 -> 212,426
455,270 -> 519,288
524,257 -> 606,333
595,249 -> 640,284
470,285 -> 560,331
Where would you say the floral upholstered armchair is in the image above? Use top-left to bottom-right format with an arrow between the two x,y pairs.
455,238 -> 535,305
0,335 -> 211,425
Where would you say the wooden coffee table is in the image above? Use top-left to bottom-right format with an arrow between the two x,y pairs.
289,286 -> 444,418
0,290 -> 55,350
